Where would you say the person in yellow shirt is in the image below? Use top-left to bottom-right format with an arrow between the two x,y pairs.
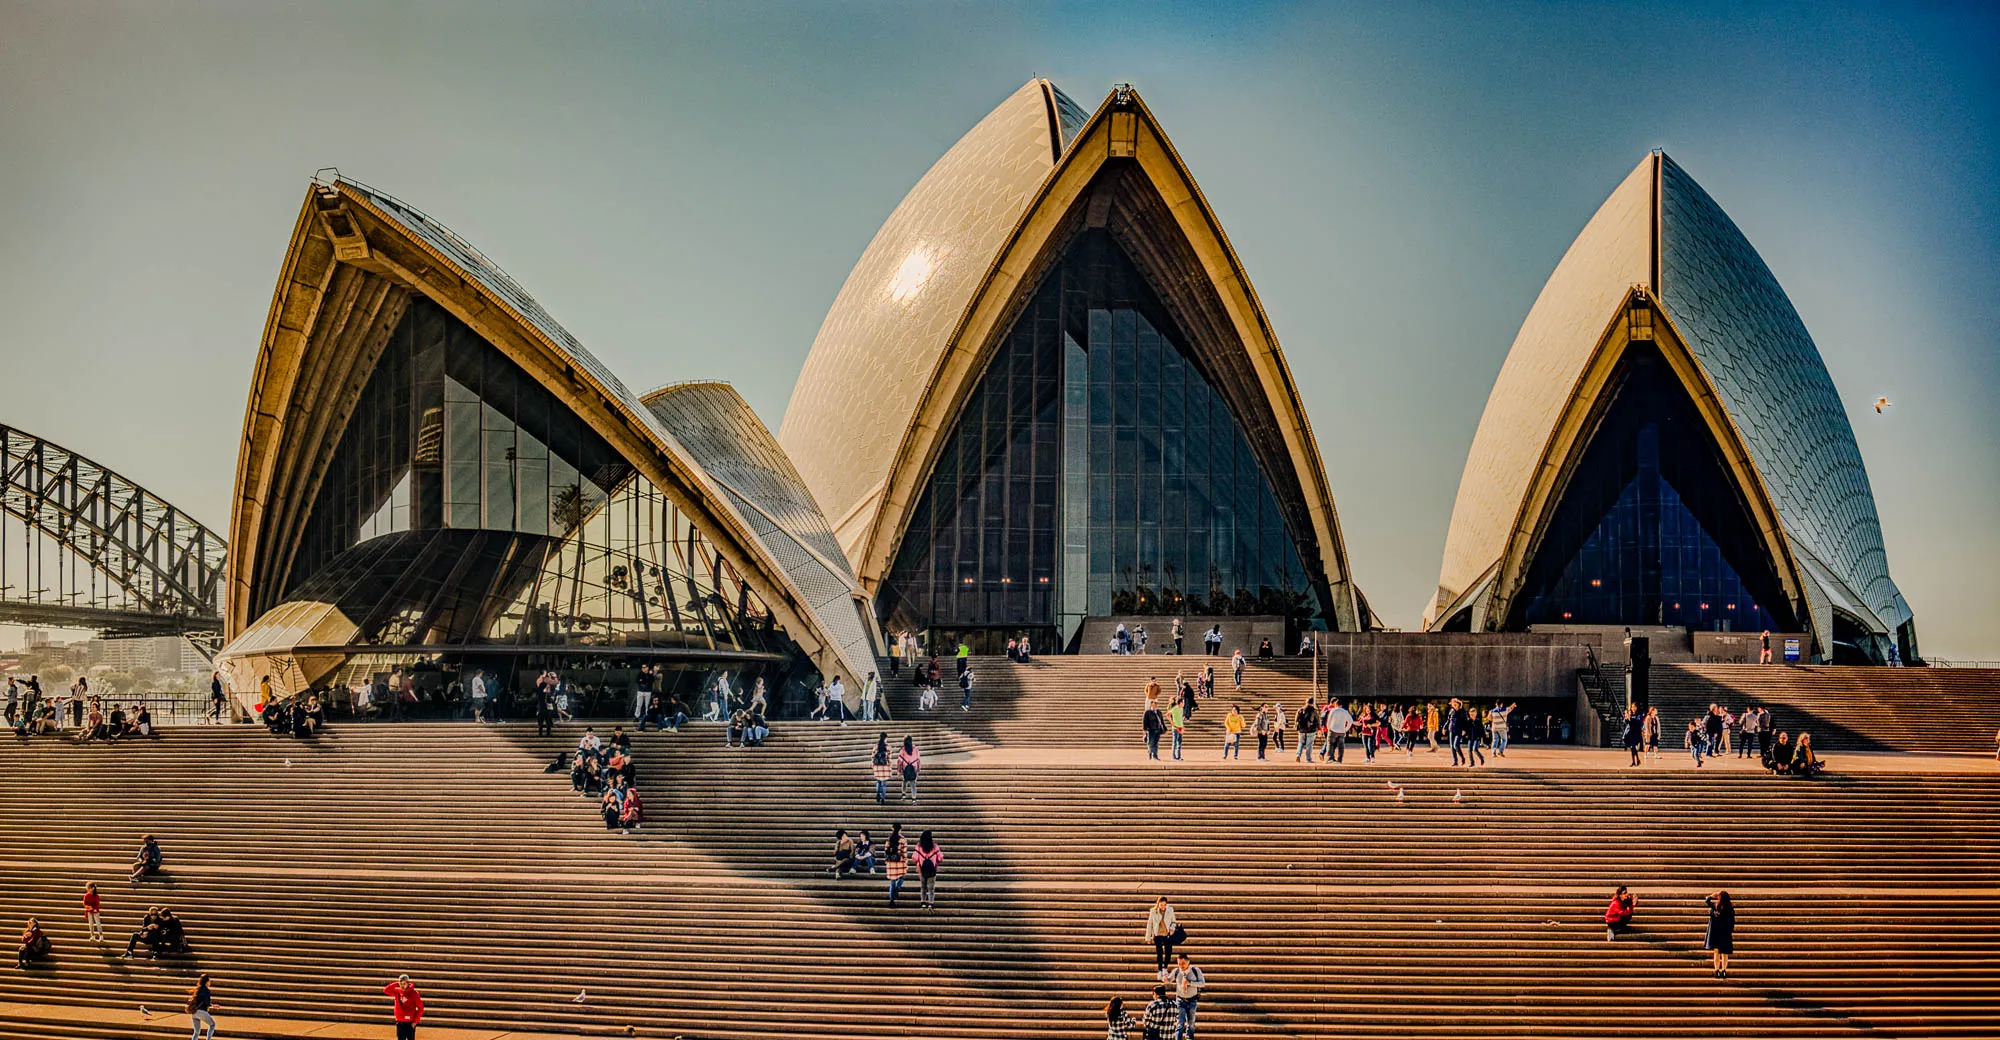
1425,702 -> 1442,752
1222,704 -> 1245,760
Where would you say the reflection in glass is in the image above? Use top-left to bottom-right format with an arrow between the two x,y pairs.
1512,343 -> 1794,632
268,298 -> 784,655
878,229 -> 1320,646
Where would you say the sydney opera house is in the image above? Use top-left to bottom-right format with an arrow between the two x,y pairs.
213,79 -> 1914,704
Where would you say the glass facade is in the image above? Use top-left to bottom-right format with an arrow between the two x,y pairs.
877,229 -> 1319,645
1512,343 -> 1795,632
267,298 -> 787,657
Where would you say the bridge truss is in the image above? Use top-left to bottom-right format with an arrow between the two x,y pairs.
0,424 -> 225,641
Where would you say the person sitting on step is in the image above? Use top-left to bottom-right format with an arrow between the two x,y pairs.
1790,732 -> 1825,778
852,829 -> 876,873
744,710 -> 770,747
1604,885 -> 1636,941
726,709 -> 749,747
155,908 -> 188,955
619,786 -> 644,833
600,787 -> 622,830
1764,731 -> 1793,774
130,835 -> 163,883
121,907 -> 163,959
830,829 -> 856,878
16,919 -> 51,968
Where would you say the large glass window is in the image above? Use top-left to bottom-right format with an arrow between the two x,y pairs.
274,298 -> 783,655
878,229 -> 1320,644
1512,342 -> 1796,632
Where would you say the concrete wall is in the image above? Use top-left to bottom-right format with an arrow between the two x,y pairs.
1078,616 -> 1290,657
1320,632 -> 1592,701
1693,631 -> 1809,663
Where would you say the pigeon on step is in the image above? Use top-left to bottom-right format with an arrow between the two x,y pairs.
573,989 -> 587,1003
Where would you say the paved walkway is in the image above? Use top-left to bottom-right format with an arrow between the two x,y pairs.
0,999 -> 593,1039
941,741 -> 2000,773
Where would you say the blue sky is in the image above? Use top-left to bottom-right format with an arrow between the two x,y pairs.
1,1 -> 1994,656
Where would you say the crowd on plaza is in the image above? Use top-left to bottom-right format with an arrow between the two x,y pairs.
1139,667 -> 1527,767
1618,702 -> 1826,776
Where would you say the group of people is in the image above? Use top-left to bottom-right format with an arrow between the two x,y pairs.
870,733 -> 925,804
905,656 -> 975,713
1604,885 -> 1739,977
261,691 -> 327,739
1618,703 -> 1826,776
563,727 -> 646,833
1142,683 -> 1517,767
1102,897 -> 1206,1040
6,675 -> 161,741
827,822 -> 945,909
809,672 -> 892,724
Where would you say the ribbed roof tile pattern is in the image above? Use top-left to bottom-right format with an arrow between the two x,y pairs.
778,79 -> 1078,557
645,382 -> 876,680
1433,159 -> 1653,614
1655,158 -> 1906,633
1433,154 -> 1907,639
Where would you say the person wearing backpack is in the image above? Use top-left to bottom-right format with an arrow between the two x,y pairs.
1158,951 -> 1206,1039
896,737 -> 922,802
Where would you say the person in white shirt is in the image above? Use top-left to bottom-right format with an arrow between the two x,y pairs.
1321,700 -> 1354,763
469,671 -> 489,723
1157,952 -> 1206,1039
828,676 -> 848,726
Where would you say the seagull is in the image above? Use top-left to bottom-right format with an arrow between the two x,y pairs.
572,989 -> 587,1003
1396,788 -> 1405,802
1544,919 -> 1562,927
283,759 -> 292,768
1874,396 -> 1891,413
1452,789 -> 1462,803
138,1006 -> 151,1017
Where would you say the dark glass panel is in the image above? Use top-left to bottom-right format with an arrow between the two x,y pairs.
877,228 -> 1320,639
1512,344 -> 1795,632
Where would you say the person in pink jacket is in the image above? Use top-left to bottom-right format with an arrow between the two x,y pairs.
912,830 -> 944,910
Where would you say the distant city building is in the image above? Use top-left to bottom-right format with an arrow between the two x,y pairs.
1426,152 -> 1914,665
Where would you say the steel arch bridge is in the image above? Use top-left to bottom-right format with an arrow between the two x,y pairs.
0,424 -> 225,639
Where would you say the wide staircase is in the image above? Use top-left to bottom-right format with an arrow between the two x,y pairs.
878,653 -> 1321,746
1648,664 -> 2000,754
1,655 -> 1997,1039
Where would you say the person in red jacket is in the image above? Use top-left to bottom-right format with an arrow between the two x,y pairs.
1604,885 -> 1636,941
383,974 -> 424,1039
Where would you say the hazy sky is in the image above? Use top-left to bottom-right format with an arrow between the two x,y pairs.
1,1 -> 1994,657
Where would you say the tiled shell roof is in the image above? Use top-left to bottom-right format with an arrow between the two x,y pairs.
1433,154 -> 1907,638
777,79 -> 1081,562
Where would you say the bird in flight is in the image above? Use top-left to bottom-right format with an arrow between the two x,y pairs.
1874,397 -> 1891,413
